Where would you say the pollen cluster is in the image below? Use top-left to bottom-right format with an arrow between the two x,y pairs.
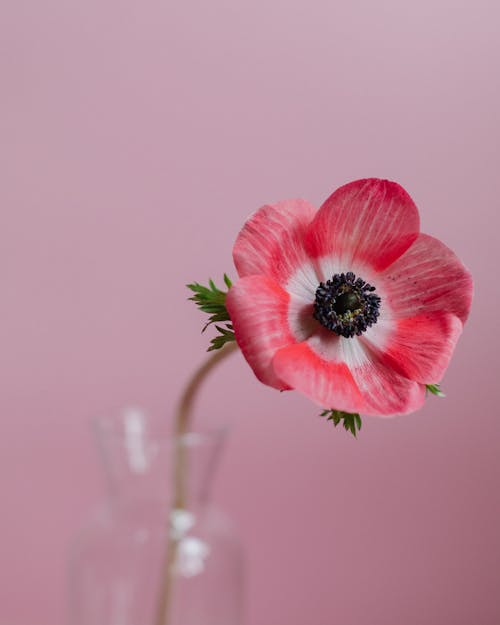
313,271 -> 381,338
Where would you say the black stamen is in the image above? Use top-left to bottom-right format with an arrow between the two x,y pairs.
313,272 -> 381,338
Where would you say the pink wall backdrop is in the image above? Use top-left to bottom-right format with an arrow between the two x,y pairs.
1,1 -> 499,624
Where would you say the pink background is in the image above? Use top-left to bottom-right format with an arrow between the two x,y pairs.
1,1 -> 499,624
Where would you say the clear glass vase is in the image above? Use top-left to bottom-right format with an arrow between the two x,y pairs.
69,407 -> 245,625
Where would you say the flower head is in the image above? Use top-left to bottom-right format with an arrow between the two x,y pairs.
225,179 -> 473,417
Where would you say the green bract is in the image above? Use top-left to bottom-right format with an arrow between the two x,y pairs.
187,275 -> 236,352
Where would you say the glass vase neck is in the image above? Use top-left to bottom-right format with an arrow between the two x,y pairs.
94,407 -> 226,514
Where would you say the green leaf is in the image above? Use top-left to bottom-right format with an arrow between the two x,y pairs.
354,413 -> 362,431
187,276 -> 236,351
320,409 -> 362,438
426,383 -> 446,398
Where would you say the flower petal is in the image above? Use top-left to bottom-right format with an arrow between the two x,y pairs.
226,276 -> 297,390
362,312 -> 463,384
350,355 -> 426,416
306,179 -> 420,273
272,339 -> 426,417
272,342 -> 366,414
233,199 -> 317,293
381,233 -> 473,323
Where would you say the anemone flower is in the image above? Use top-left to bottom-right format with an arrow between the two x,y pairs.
225,178 -> 473,417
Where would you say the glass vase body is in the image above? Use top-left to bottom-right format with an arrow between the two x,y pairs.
69,409 -> 244,625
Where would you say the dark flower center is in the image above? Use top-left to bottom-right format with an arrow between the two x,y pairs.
313,271 -> 381,338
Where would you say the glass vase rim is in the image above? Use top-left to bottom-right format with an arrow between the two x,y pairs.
92,405 -> 229,448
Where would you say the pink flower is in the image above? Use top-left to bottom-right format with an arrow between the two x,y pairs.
225,179 -> 473,417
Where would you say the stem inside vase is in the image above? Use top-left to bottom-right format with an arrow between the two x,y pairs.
155,341 -> 239,625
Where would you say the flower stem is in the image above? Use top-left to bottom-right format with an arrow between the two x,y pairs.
155,341 -> 239,625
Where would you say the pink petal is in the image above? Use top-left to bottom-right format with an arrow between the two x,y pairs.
272,342 -> 367,414
225,276 -> 297,390
233,199 -> 317,294
362,312 -> 463,384
272,341 -> 426,417
350,354 -> 426,416
381,233 -> 473,323
306,179 -> 420,273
